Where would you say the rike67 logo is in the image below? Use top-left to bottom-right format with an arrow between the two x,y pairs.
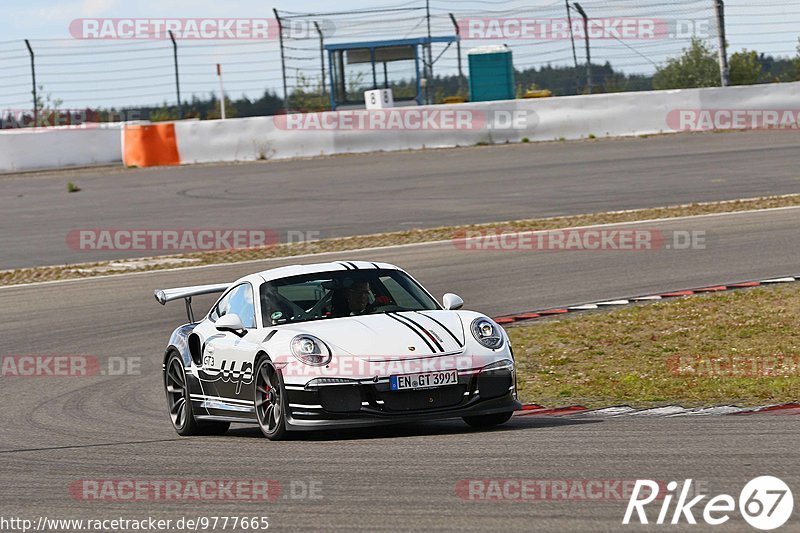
623,477 -> 793,530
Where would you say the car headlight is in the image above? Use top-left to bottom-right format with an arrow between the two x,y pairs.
306,377 -> 358,387
470,318 -> 504,350
290,335 -> 332,366
479,359 -> 514,373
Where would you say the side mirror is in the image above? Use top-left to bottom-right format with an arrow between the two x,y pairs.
216,314 -> 247,337
442,293 -> 464,310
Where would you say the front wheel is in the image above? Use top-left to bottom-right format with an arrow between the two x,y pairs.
254,356 -> 289,441
463,411 -> 514,429
165,353 -> 229,436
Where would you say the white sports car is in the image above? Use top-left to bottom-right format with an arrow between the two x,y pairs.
155,261 -> 520,440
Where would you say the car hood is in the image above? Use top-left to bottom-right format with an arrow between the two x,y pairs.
284,311 -> 466,360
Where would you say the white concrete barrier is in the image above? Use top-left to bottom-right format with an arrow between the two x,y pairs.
173,81 -> 800,165
0,125 -> 123,172
516,81 -> 800,141
5,81 -> 800,171
174,116 -> 336,164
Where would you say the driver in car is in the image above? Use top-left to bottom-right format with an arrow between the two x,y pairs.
332,279 -> 375,317
346,280 -> 373,315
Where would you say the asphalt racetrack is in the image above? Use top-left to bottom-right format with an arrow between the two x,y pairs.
0,208 -> 798,531
2,130 -> 800,269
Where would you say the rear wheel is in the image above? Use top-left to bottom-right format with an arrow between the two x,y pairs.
463,411 -> 514,428
254,356 -> 289,441
165,353 -> 229,436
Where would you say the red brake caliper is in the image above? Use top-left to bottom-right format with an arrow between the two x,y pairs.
263,385 -> 272,404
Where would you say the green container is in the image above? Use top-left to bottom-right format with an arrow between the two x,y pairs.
468,46 -> 515,102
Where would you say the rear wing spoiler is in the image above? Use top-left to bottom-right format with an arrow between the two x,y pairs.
154,283 -> 231,322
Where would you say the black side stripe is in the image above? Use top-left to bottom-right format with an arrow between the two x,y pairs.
392,313 -> 444,353
370,262 -> 380,269
387,313 -> 437,353
414,311 -> 463,348
338,262 -> 352,270
346,261 -> 359,270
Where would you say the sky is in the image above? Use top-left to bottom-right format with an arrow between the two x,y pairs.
2,0 -> 799,109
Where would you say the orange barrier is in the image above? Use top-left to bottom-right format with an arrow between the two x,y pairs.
123,123 -> 180,167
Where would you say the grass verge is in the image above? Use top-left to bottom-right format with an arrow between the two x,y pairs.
2,193 -> 799,287
510,283 -> 800,408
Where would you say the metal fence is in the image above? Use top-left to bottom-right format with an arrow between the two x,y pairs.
1,0 -> 798,121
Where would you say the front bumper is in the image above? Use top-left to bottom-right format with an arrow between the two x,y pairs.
283,363 -> 520,430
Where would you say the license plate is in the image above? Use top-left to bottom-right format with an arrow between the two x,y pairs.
390,370 -> 458,390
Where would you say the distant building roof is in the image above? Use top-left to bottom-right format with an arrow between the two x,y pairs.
324,36 -> 457,51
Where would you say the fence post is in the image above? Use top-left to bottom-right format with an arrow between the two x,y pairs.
24,39 -> 37,127
448,14 -> 464,96
565,0 -> 581,94
714,0 -> 730,86
573,2 -> 592,94
168,30 -> 182,119
424,0 -> 433,104
274,9 -> 290,113
314,21 -> 326,109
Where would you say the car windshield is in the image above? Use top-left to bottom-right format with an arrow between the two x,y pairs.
260,269 -> 440,326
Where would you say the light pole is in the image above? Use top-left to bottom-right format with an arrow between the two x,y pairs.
572,2 -> 592,94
